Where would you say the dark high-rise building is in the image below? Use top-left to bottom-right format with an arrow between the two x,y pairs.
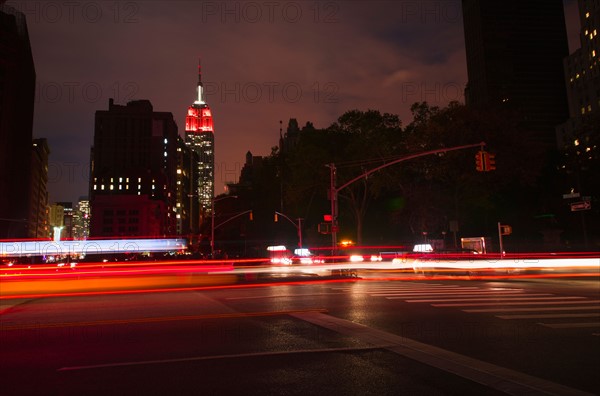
558,0 -> 600,141
185,61 -> 215,224
90,99 -> 179,237
30,139 -> 50,239
175,135 -> 199,238
0,4 -> 36,238
462,1 -> 570,147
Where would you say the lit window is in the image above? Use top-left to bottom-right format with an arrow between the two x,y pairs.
119,177 -> 123,182
586,12 -> 590,18
138,178 -> 141,182
138,184 -> 141,189
93,185 -> 97,190
574,139 -> 580,146
110,185 -> 114,190
101,185 -> 105,190
581,107 -> 586,114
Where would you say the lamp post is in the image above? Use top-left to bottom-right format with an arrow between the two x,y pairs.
211,195 -> 237,257
274,211 -> 303,248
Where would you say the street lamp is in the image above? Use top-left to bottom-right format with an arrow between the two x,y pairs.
274,211 -> 303,248
211,195 -> 237,257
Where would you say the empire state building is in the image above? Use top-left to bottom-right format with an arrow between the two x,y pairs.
185,61 -> 215,220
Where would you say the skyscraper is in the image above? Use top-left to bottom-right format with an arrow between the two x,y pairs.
185,61 -> 215,223
462,1 -> 570,148
561,0 -> 600,123
90,99 -> 179,237
0,4 -> 36,238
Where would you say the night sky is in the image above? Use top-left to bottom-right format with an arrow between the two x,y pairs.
10,0 -> 581,203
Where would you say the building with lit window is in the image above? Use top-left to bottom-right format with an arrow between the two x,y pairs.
56,202 -> 74,239
462,0 -> 570,148
563,0 -> 600,119
48,203 -> 64,240
72,197 -> 90,240
185,62 -> 215,225
175,135 -> 199,238
555,0 -> 599,246
557,0 -> 600,147
90,99 -> 179,237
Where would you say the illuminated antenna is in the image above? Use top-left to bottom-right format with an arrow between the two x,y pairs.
196,58 -> 205,104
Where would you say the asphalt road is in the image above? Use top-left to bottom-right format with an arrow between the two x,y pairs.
1,275 -> 599,395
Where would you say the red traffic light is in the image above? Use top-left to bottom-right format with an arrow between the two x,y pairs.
475,151 -> 484,171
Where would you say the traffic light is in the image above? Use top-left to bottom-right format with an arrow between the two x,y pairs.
486,153 -> 496,171
475,151 -> 484,171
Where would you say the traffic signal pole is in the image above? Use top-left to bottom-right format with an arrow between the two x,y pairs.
327,142 -> 486,254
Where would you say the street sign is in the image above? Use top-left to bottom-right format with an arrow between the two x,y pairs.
563,192 -> 580,199
570,201 -> 591,211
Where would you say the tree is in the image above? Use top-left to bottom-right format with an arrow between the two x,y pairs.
284,110 -> 403,245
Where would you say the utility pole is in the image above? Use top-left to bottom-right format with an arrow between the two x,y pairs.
327,142 -> 486,255
326,164 -> 337,254
275,211 -> 304,248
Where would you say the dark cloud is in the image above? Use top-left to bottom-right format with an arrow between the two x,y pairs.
9,0 -> 578,203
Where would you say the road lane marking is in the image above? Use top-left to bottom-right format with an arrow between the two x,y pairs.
331,283 -> 446,290
431,299 -> 600,307
371,289 -> 523,295
57,345 -> 393,372
225,292 -> 343,300
464,306 -> 600,313
375,291 -> 532,297
387,293 -> 552,300
333,285 -> 464,291
0,308 -> 328,331
496,313 -> 600,320
408,296 -> 586,303
540,322 -> 600,329
290,311 -> 594,396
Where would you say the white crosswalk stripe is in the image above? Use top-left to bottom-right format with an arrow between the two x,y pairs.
334,282 -> 600,333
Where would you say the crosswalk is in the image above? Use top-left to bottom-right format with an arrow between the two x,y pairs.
331,282 -> 600,334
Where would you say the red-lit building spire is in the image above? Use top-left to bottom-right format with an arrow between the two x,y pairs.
185,59 -> 212,133
184,61 -> 215,227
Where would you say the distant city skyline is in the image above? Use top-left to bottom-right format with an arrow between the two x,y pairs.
5,0 -> 581,203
